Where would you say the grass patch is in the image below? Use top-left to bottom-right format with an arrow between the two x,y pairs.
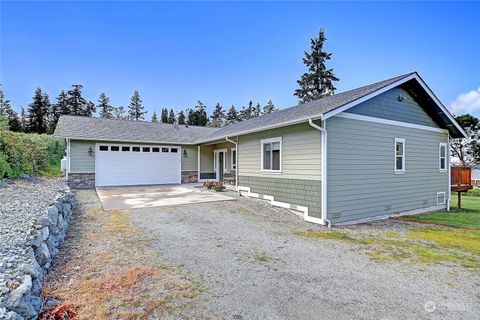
400,194 -> 480,229
408,228 -> 480,255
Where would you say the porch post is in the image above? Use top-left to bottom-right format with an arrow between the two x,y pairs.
197,145 -> 201,182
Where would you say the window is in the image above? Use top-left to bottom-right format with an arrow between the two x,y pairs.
162,148 -> 169,153
261,137 -> 282,172
122,146 -> 130,152
439,143 -> 447,172
110,146 -> 120,151
394,138 -> 405,173
231,149 -> 237,170
99,145 -> 108,151
152,147 -> 160,152
171,148 -> 178,153
437,192 -> 446,205
142,147 -> 150,152
132,146 -> 140,152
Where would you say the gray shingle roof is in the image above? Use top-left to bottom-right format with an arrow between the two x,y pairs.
54,115 -> 218,144
196,72 -> 415,142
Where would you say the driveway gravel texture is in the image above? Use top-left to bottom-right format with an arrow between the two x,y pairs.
44,189 -> 479,320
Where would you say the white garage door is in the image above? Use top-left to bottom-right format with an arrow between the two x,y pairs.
96,144 -> 181,187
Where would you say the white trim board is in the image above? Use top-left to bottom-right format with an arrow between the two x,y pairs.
336,112 -> 448,133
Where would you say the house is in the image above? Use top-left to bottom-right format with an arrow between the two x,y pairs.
54,72 -> 467,225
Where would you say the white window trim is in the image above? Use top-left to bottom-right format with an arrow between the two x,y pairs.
439,142 -> 447,172
231,149 -> 237,170
437,191 -> 446,205
260,137 -> 282,174
394,138 -> 405,174
213,149 -> 227,172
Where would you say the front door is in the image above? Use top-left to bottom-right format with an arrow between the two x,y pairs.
218,152 -> 224,182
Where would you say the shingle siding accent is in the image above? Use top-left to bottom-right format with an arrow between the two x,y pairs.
238,175 -> 322,218
327,116 -> 448,224
348,87 -> 439,127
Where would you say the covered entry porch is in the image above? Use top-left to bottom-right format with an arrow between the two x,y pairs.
197,140 -> 236,183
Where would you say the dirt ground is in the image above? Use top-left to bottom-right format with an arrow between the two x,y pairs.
42,189 -> 480,320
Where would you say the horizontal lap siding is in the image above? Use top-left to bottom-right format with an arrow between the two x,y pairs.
348,87 -> 438,127
200,145 -> 214,174
327,116 -> 448,224
237,123 -> 323,218
70,140 -> 95,173
181,145 -> 198,171
238,123 -> 322,180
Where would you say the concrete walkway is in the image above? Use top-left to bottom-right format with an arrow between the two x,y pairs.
96,184 -> 233,210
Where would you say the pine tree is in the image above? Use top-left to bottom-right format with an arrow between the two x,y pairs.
167,108 -> 176,124
254,103 -> 261,117
151,111 -> 158,123
67,85 -> 90,116
27,88 -> 50,134
294,29 -> 339,103
195,100 -> 208,126
161,108 -> 168,123
210,103 -> 225,127
226,105 -> 238,124
128,90 -> 146,120
0,113 -> 8,131
56,90 -> 69,115
113,106 -> 126,119
186,108 -> 195,125
178,111 -> 186,125
20,107 -> 27,131
262,100 -> 276,114
98,92 -> 114,119
0,86 -> 21,132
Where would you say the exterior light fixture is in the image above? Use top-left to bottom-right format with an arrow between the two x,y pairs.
397,95 -> 406,102
183,149 -> 187,157
88,147 -> 94,157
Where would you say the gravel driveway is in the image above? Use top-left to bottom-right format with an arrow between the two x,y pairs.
129,191 -> 480,320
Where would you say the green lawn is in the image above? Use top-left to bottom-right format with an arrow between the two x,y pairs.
400,194 -> 480,229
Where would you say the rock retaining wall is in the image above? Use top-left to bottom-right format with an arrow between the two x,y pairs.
0,190 -> 75,320
181,171 -> 198,183
67,173 -> 95,189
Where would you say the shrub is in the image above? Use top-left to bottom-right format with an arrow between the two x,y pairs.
203,181 -> 225,192
0,131 -> 65,178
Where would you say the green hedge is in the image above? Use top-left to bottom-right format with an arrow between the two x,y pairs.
0,131 -> 65,178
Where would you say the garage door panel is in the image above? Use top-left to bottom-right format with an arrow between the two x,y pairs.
96,145 -> 181,186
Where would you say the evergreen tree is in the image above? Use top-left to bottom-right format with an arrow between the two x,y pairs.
113,106 -> 126,119
0,113 -> 8,131
0,86 -> 21,131
178,110 -> 186,125
186,108 -> 195,125
225,105 -> 238,124
167,108 -> 176,124
151,111 -> 158,123
194,100 -> 208,126
27,88 -> 50,134
56,90 -> 69,115
67,84 -> 94,116
161,108 -> 169,123
262,100 -> 276,114
294,29 -> 339,103
20,107 -> 27,131
98,92 -> 114,119
210,103 -> 225,127
254,103 -> 261,117
128,90 -> 147,120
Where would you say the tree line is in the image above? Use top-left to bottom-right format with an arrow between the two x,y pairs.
0,84 -> 277,134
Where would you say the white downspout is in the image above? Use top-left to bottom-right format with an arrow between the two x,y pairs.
447,134 -> 451,211
66,138 -> 71,180
225,136 -> 238,193
308,118 -> 331,227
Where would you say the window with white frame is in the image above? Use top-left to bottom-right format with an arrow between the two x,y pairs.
231,149 -> 237,170
394,138 -> 405,173
261,137 -> 282,172
439,143 -> 447,171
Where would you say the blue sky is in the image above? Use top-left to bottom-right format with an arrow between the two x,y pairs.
1,1 -> 479,117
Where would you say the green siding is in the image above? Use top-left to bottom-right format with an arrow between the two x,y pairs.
70,140 -> 95,173
238,175 -> 322,218
200,144 -> 214,174
238,122 -> 322,181
348,87 -> 439,127
327,116 -> 449,224
181,145 -> 198,171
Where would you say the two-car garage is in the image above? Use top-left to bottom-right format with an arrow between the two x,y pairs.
95,144 -> 181,187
